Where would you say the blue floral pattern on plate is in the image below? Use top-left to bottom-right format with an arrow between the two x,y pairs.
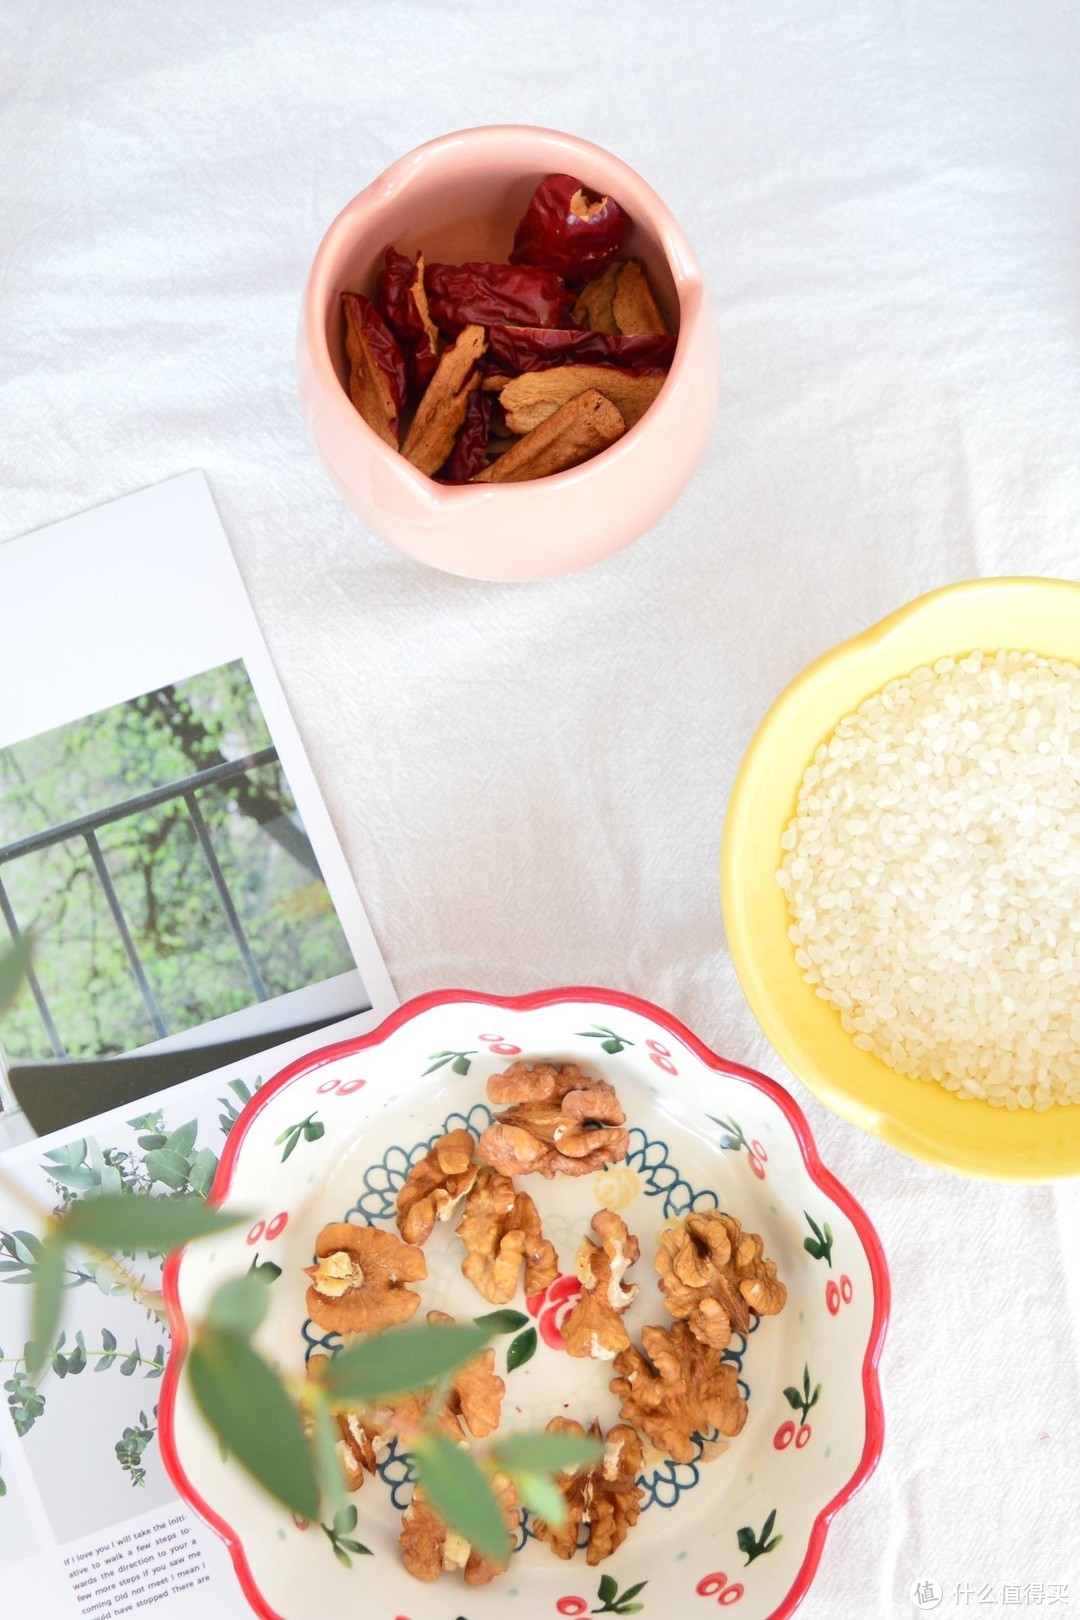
301,1091 -> 759,1528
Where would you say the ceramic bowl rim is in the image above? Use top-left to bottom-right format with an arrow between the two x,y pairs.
721,574 -> 1080,1181
158,985 -> 890,1620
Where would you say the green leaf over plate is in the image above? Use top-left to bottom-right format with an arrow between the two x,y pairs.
189,1329 -> 318,1521
63,1194 -> 245,1254
322,1321 -> 494,1404
412,1429 -> 509,1565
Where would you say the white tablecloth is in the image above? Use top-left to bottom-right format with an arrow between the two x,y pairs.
3,3 -> 1079,1614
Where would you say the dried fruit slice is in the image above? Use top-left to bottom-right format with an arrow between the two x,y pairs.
472,388 -> 625,484
498,366 -> 664,436
401,324 -> 487,476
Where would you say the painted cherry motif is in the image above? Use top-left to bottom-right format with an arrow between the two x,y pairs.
527,1273 -> 583,1350
826,1273 -> 854,1316
778,1362 -> 821,1448
773,1419 -> 796,1450
646,1037 -> 678,1076
708,1114 -> 767,1180
556,1600 -> 589,1617
478,1031 -> 522,1056
696,1571 -> 744,1605
246,1211 -> 288,1245
316,1076 -> 366,1095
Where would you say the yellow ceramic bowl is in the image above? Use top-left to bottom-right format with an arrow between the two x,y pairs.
721,576 -> 1080,1182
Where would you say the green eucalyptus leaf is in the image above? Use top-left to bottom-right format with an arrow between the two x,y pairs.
164,1122 -> 199,1158
492,1432 -> 604,1474
506,1327 -> 537,1372
412,1429 -> 509,1565
208,1273 -> 271,1337
120,1346 -> 140,1376
63,1193 -> 245,1255
48,1166 -> 100,1193
143,1149 -> 192,1190
188,1148 -> 219,1199
189,1329 -> 319,1521
98,1165 -> 123,1198
472,1309 -> 529,1335
323,1322 -> 493,1404
509,1468 -> 566,1525
0,937 -> 32,1014
8,1232 -> 42,1265
27,1236 -> 67,1376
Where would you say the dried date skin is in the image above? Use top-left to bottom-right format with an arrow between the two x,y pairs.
341,292 -> 408,445
510,173 -> 631,284
424,261 -> 576,336
440,387 -> 492,482
487,323 -> 675,376
375,247 -> 441,399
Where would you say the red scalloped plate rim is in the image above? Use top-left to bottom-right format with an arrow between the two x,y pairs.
159,985 -> 889,1620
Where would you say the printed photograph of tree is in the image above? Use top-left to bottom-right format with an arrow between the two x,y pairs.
0,660 -> 357,1067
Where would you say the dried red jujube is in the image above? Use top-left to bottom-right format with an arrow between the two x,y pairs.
424,261 -> 576,337
486,324 -> 675,377
510,173 -> 630,283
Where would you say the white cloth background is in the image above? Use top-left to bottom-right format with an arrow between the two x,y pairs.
3,3 -> 1079,1614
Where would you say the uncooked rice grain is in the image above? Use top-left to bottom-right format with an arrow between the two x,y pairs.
776,650 -> 1080,1109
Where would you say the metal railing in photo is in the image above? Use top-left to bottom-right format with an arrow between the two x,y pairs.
0,745 -> 293,1059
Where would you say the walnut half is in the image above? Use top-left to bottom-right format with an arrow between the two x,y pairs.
610,1322 -> 747,1464
455,1166 -> 559,1305
532,1417 -> 644,1566
396,1128 -> 479,1245
304,1221 -> 426,1336
560,1210 -> 640,1361
655,1211 -> 787,1348
400,1473 -> 519,1586
478,1061 -> 629,1179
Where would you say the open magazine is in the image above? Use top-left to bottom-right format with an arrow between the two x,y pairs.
0,476 -> 397,1617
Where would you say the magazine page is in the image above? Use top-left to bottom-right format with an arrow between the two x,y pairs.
0,475 -> 397,1613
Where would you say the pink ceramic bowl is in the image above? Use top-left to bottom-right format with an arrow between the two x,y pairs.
298,125 -> 719,581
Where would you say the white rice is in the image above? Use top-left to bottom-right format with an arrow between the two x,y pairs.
775,650 -> 1080,1109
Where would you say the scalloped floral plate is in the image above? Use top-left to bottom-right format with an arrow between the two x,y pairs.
160,988 -> 888,1620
